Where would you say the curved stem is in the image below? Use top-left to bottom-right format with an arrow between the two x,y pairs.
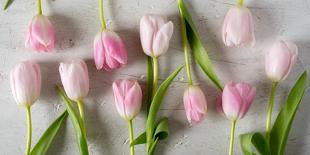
229,120 -> 236,155
180,13 -> 193,85
37,0 -> 42,15
152,57 -> 158,96
25,105 -> 32,155
128,120 -> 135,155
99,0 -> 106,30
238,0 -> 244,7
77,99 -> 87,136
266,82 -> 278,143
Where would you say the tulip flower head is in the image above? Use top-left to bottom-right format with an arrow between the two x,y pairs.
59,59 -> 89,101
265,40 -> 298,82
25,15 -> 56,52
112,79 -> 142,121
140,14 -> 174,57
94,30 -> 128,71
183,86 -> 207,124
222,6 -> 255,47
222,81 -> 256,121
10,61 -> 41,106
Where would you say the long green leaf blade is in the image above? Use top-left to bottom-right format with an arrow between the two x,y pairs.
3,0 -> 14,10
56,85 -> 89,155
270,71 -> 308,155
178,0 -> 223,91
154,117 -> 169,140
146,66 -> 183,151
131,132 -> 146,146
30,111 -> 68,155
146,56 -> 154,115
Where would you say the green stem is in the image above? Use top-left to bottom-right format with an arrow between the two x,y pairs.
180,12 -> 193,85
128,120 -> 135,155
238,0 -> 244,6
152,57 -> 158,96
77,99 -> 87,136
229,120 -> 236,155
266,82 -> 278,144
99,0 -> 106,30
37,0 -> 42,15
25,105 -> 32,155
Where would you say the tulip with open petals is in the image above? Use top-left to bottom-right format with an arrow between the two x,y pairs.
140,14 -> 174,57
183,86 -> 207,123
222,6 -> 255,47
222,81 -> 256,121
265,40 -> 298,82
10,61 -> 41,106
25,15 -> 56,52
94,30 -> 128,71
59,59 -> 89,101
112,79 -> 142,121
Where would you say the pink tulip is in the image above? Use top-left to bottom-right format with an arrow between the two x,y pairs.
59,59 -> 89,101
25,15 -> 56,52
140,14 -> 174,57
112,79 -> 142,121
222,6 -> 255,47
183,86 -> 207,123
94,30 -> 128,71
265,40 -> 298,82
222,81 -> 256,120
10,61 -> 41,106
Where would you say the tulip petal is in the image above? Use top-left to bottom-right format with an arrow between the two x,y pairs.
152,21 -> 174,57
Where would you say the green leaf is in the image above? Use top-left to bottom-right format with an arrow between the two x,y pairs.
56,85 -> 89,155
148,137 -> 159,155
146,56 -> 154,115
270,71 -> 308,155
30,111 -> 68,155
178,0 -> 223,91
3,0 -> 14,10
146,66 -> 183,152
131,132 -> 146,146
239,133 -> 270,155
154,117 -> 169,140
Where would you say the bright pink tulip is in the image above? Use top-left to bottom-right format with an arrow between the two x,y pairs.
265,40 -> 298,82
25,15 -> 56,52
222,6 -> 255,47
183,86 -> 207,123
10,61 -> 41,106
140,14 -> 174,57
222,81 -> 256,120
112,79 -> 142,121
59,59 -> 89,101
94,30 -> 128,71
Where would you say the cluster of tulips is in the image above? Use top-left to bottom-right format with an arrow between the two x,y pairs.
5,0 -> 307,155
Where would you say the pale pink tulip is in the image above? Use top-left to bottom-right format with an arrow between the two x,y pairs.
10,61 -> 41,106
265,40 -> 298,82
183,86 -> 207,123
25,15 -> 56,52
222,81 -> 256,120
222,6 -> 255,47
112,79 -> 142,121
140,14 -> 173,57
94,30 -> 128,71
59,59 -> 89,101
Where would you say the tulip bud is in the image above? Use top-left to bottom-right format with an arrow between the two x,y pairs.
94,30 -> 128,71
222,6 -> 255,47
222,81 -> 256,121
183,86 -> 207,123
10,61 -> 41,106
25,15 -> 56,52
140,14 -> 174,57
59,59 -> 89,101
265,40 -> 298,82
112,79 -> 142,121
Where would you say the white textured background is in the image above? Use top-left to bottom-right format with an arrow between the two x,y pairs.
1,0 -> 310,154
